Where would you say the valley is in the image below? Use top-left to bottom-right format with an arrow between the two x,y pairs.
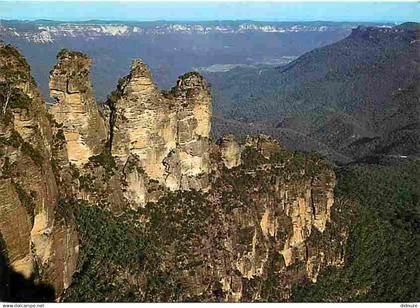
207,23 -> 420,162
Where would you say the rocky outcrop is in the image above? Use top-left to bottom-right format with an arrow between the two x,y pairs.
171,72 -> 212,190
110,60 -> 177,190
134,141 -> 346,302
217,140 -> 341,299
0,43 -> 79,298
49,50 -> 107,166
1,45 -> 347,302
109,60 -> 212,205
279,175 -> 336,268
219,134 -> 241,168
46,55 -> 212,210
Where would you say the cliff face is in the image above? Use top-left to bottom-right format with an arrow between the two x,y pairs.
78,139 -> 346,302
0,45 -> 348,302
0,42 -> 78,297
168,71 -> 212,191
194,141 -> 342,301
49,50 -> 107,166
219,134 -> 241,169
109,60 -> 211,206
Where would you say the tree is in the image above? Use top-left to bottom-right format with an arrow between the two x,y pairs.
1,82 -> 12,114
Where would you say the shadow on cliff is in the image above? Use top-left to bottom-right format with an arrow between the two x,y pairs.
0,250 -> 55,302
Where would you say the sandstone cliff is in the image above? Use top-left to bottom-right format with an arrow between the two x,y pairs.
49,50 -> 107,166
46,55 -> 213,211
0,45 -> 348,302
62,138 -> 347,302
219,134 -> 241,169
108,60 -> 212,206
0,42 -> 78,297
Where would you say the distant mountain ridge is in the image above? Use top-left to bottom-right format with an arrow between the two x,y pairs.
0,20 -> 358,101
0,20 -> 391,42
208,22 -> 420,162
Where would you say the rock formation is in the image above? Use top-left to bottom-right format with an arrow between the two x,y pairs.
131,140 -> 346,302
0,45 -> 348,302
109,60 -> 212,204
219,134 -> 241,168
0,43 -> 78,297
49,50 -> 107,166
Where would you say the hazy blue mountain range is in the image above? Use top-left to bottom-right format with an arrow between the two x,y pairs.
0,20 -> 388,101
207,23 -> 420,162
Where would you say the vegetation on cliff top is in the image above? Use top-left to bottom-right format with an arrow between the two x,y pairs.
56,48 -> 88,60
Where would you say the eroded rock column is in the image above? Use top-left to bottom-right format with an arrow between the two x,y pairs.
49,50 -> 107,166
173,72 -> 212,190
111,60 -> 177,182
109,61 -> 212,199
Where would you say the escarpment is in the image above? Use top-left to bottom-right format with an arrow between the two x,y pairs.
63,141 -> 348,302
0,42 -> 78,298
1,45 -> 349,302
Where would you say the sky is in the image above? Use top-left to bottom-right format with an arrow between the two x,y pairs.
0,1 -> 418,23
